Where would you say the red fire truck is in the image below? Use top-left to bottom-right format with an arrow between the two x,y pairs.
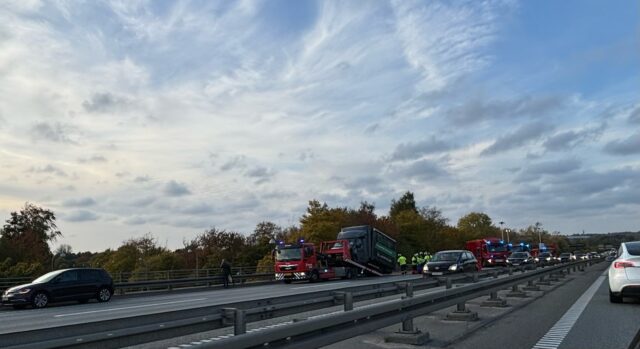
274,239 -> 382,283
466,237 -> 510,267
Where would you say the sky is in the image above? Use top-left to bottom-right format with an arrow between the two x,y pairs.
0,0 -> 638,252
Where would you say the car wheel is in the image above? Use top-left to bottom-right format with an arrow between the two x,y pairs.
609,289 -> 623,303
309,271 -> 320,283
97,287 -> 112,302
32,292 -> 49,308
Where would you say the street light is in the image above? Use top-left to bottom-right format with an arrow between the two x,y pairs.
505,228 -> 511,244
188,249 -> 199,278
51,252 -> 66,271
499,221 -> 505,241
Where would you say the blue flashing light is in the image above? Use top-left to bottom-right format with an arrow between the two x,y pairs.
520,242 -> 524,246
526,244 -> 530,248
299,238 -> 305,243
486,240 -> 491,245
508,243 -> 513,247
500,240 -> 504,244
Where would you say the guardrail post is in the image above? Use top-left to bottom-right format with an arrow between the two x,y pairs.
493,270 -> 498,278
344,292 -> 353,311
472,273 -> 479,283
507,284 -> 528,298
405,283 -> 414,298
447,300 -> 479,321
234,309 -> 246,335
537,274 -> 551,285
566,267 -> 571,275
386,315 -> 430,345
481,291 -> 507,307
508,267 -> 513,275
221,308 -> 246,335
523,279 -> 540,291
445,277 -> 452,289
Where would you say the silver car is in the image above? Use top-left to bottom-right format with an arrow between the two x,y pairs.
608,241 -> 640,303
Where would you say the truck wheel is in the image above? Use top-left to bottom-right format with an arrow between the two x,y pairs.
309,271 -> 320,283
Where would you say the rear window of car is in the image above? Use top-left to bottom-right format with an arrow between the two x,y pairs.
626,242 -> 640,256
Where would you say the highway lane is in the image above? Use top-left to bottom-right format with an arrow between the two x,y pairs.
0,273 -> 421,334
451,262 -> 640,349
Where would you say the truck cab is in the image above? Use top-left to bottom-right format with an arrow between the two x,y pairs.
466,238 -> 509,267
274,240 -> 360,283
274,242 -> 318,283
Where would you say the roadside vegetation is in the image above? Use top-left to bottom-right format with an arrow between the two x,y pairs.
0,193 -> 633,278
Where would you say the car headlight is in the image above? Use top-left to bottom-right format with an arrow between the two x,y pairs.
424,265 -> 429,271
16,288 -> 31,294
546,257 -> 551,261
488,259 -> 493,263
534,258 -> 539,262
448,264 -> 458,271
300,272 -> 306,276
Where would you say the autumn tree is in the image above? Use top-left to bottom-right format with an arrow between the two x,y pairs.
456,212 -> 497,240
0,203 -> 62,269
389,191 -> 418,218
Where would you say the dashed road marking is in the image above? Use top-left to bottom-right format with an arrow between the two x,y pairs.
531,270 -> 607,349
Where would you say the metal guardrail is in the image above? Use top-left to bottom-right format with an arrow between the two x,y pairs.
0,260 -> 599,349
0,266 -> 275,294
202,260 -> 601,349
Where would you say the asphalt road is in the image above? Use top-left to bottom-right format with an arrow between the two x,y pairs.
452,262 -> 640,349
0,273 -> 421,334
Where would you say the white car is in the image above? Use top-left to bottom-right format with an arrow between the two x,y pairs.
608,241 -> 640,303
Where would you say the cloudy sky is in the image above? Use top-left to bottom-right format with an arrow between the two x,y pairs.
0,0 -> 638,252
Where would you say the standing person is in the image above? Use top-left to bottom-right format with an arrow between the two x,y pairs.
397,254 -> 407,275
220,259 -> 232,288
411,253 -> 418,273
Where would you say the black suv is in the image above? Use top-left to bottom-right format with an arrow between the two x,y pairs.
1,268 -> 114,309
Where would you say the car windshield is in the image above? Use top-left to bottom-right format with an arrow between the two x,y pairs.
276,248 -> 302,261
626,242 -> 640,256
511,252 -> 528,258
432,252 -> 460,262
488,245 -> 507,252
32,270 -> 65,284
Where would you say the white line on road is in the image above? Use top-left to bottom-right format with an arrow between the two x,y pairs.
54,298 -> 208,317
531,270 -> 607,349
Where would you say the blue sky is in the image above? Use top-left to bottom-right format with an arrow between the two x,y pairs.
0,0 -> 638,252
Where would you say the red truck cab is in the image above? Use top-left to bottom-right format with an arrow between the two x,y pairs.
466,238 -> 510,267
274,239 -> 361,283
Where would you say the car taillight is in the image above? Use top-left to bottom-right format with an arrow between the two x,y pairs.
614,261 -> 634,268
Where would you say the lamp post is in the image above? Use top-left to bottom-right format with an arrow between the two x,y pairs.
536,222 -> 542,247
51,252 -> 66,271
188,249 -> 199,278
505,228 -> 511,244
499,221 -> 505,241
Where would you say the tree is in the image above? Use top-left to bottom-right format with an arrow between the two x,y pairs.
0,203 -> 61,267
299,200 -> 349,243
456,212 -> 497,239
389,192 -> 418,218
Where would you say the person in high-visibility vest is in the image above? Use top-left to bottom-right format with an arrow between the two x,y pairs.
397,254 -> 407,275
417,252 -> 425,273
411,254 -> 418,273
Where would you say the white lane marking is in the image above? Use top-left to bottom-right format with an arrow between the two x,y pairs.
531,270 -> 607,349
54,298 -> 207,318
292,282 -> 351,289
